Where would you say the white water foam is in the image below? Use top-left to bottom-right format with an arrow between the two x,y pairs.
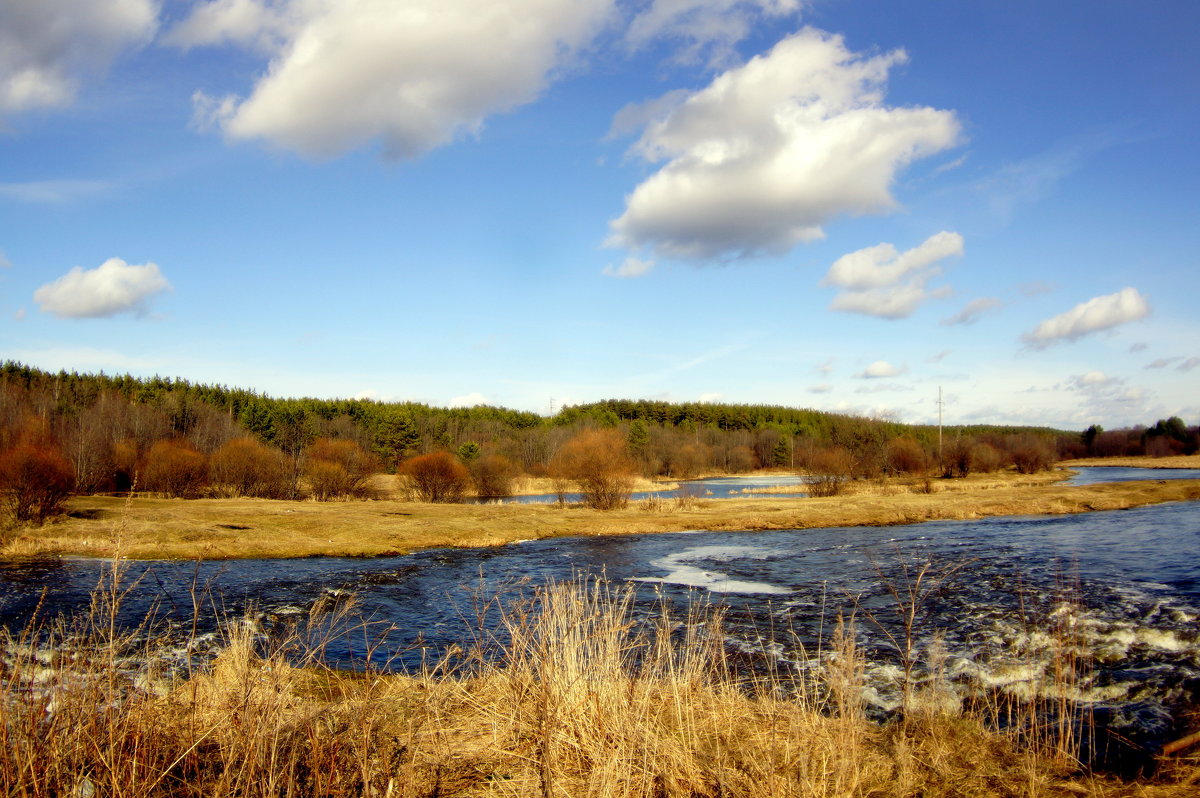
633,545 -> 791,595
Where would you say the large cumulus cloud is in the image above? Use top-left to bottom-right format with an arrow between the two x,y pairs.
607,28 -> 960,265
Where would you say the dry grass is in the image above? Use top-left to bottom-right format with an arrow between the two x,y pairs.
4,574 -> 1196,797
1059,455 -> 1200,469
4,469 -> 1199,560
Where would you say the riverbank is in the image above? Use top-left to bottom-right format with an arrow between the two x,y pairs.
1059,455 -> 1200,469
4,469 -> 1199,560
7,577 -> 1197,797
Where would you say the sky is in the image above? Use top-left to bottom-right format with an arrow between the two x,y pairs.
1,0 -> 1197,430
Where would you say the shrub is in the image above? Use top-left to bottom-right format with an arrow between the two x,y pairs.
210,437 -> 293,499
470,454 -> 519,499
142,440 -> 208,498
400,451 -> 471,503
303,438 -> 378,500
969,442 -> 1003,474
887,437 -> 929,475
550,429 -> 635,510
1011,437 -> 1056,474
0,442 -> 74,524
805,447 -> 852,497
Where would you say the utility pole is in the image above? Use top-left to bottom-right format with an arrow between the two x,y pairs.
937,386 -> 945,466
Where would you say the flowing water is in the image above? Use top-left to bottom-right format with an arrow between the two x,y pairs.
2,469 -> 1198,767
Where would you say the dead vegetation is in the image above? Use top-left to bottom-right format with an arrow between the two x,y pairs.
3,573 -> 1198,797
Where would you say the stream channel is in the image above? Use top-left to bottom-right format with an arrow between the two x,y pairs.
2,467 -> 1198,768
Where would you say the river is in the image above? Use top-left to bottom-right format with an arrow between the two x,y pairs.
2,467 -> 1198,767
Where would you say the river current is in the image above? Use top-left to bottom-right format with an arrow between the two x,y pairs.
2,468 -> 1198,765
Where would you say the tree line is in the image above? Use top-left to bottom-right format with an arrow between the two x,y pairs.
1,361 -> 1191,523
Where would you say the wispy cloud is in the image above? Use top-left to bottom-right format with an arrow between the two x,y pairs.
856,360 -> 905,379
0,179 -> 113,203
940,297 -> 1001,326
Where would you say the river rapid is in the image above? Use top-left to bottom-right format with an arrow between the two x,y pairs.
2,469 -> 1198,768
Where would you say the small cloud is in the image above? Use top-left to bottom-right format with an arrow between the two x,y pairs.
698,392 -> 725,403
1178,357 -> 1200,373
354,389 -> 381,401
1018,280 -> 1055,297
1021,287 -> 1150,349
824,232 -> 963,290
814,357 -> 834,375
1145,357 -> 1180,370
926,350 -> 951,364
940,297 -> 1001,326
602,256 -> 655,278
824,231 -> 963,320
34,257 -> 172,319
857,360 -> 905,379
449,392 -> 488,408
1128,342 -> 1148,353
0,250 -> 10,268
13,308 -> 26,321
809,384 -> 832,394
1067,371 -> 1119,390
829,281 -> 952,320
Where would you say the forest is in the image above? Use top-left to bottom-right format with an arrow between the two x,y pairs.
0,361 -> 1194,521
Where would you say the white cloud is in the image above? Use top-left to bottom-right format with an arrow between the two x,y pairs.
808,383 -> 832,393
857,360 -> 904,379
1067,371 -> 1118,390
625,0 -> 802,66
607,28 -> 960,261
1179,357 -> 1200,373
1021,287 -> 1150,349
0,0 -> 157,116
449,392 -> 488,407
34,257 -> 172,318
602,256 -> 655,278
941,296 -> 1001,326
926,349 -> 950,363
172,0 -> 614,160
13,308 -> 25,321
829,281 -> 951,320
1127,342 -> 1148,353
814,357 -> 834,374
824,231 -> 962,290
698,391 -> 725,403
823,231 -> 962,319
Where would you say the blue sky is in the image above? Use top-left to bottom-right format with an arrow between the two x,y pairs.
1,0 -> 1197,429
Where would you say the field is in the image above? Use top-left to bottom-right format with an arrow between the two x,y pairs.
3,467 -> 1199,560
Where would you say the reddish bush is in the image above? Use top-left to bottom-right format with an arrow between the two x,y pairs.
470,454 -> 519,499
887,437 -> 929,475
1011,437 -> 1056,474
400,451 -> 471,503
210,437 -> 293,499
550,430 -> 635,510
303,438 -> 379,500
142,440 -> 208,498
806,447 -> 852,497
0,442 -> 75,524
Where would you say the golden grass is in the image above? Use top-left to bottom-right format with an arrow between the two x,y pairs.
4,575 -> 1197,797
1059,455 -> 1200,469
4,469 -> 1198,560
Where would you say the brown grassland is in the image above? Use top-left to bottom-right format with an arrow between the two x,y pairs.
4,463 -> 1200,796
3,467 -> 1199,561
